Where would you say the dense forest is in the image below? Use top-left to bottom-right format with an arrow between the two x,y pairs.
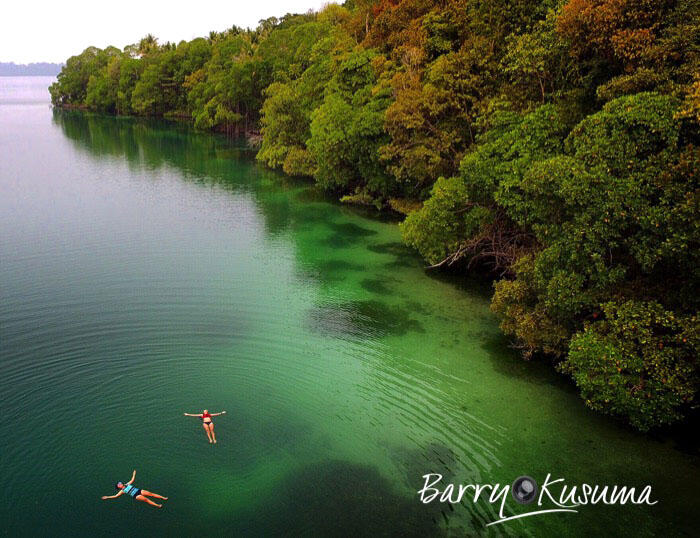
50,0 -> 699,431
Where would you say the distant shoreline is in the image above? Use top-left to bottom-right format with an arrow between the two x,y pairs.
0,62 -> 63,76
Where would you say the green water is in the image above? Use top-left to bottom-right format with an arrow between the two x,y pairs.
0,77 -> 697,537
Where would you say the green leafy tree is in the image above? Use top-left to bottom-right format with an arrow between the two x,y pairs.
50,46 -> 120,105
401,105 -> 570,269
308,49 -> 393,201
257,10 -> 352,175
564,300 -> 698,431
492,93 -> 699,426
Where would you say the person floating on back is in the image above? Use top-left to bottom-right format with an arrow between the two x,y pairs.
184,409 -> 226,443
101,470 -> 168,508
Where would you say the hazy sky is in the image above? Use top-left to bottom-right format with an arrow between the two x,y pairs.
1,1 -> 330,64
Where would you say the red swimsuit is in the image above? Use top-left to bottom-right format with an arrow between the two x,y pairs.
202,412 -> 212,423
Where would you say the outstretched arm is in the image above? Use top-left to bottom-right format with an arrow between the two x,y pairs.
183,413 -> 202,417
101,490 -> 124,500
211,411 -> 227,416
127,470 -> 136,485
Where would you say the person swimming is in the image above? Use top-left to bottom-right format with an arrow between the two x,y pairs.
183,409 -> 226,443
101,470 -> 168,508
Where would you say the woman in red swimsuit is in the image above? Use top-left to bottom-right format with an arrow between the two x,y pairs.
183,409 -> 226,443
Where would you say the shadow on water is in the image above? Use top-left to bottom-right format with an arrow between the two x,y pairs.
395,441 -> 459,486
480,332 -> 575,389
318,259 -> 366,273
648,409 -> 700,457
324,233 -> 361,248
322,221 -> 379,248
361,277 -> 395,295
294,258 -> 369,288
367,241 -> 426,272
367,241 -> 411,257
403,300 -> 433,316
236,460 -> 445,537
367,240 -> 429,272
293,205 -> 336,226
424,267 -> 495,300
294,185 -> 330,204
308,300 -> 424,339
384,256 -> 424,270
328,221 -> 378,237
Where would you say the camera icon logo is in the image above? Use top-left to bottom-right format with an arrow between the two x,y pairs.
511,476 -> 538,505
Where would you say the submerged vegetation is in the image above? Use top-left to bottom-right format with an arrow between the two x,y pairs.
50,0 -> 699,431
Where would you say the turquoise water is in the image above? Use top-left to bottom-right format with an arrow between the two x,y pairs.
0,77 -> 697,536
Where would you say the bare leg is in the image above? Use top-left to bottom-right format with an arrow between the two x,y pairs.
203,423 -> 213,443
141,490 -> 168,500
135,495 -> 162,508
209,423 -> 217,443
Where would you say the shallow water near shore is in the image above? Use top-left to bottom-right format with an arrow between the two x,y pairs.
1,77 -> 698,536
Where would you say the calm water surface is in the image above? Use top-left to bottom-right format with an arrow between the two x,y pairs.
1,77 -> 698,536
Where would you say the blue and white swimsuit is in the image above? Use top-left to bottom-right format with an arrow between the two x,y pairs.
122,484 -> 141,498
